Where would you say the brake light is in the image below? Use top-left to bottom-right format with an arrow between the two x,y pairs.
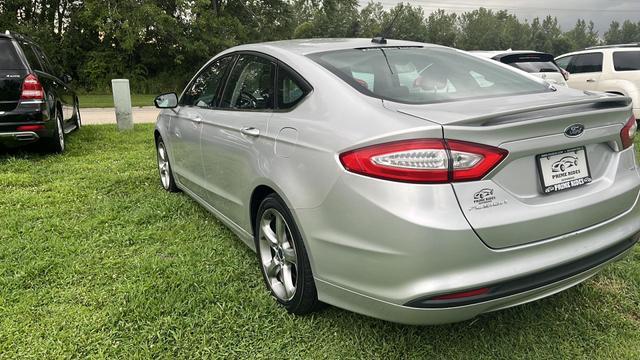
430,287 -> 490,301
16,125 -> 44,131
621,115 -> 637,149
339,139 -> 508,183
20,73 -> 44,101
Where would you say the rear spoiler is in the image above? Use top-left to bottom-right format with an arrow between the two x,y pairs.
431,94 -> 632,127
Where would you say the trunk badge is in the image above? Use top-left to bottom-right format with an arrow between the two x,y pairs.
564,124 -> 585,138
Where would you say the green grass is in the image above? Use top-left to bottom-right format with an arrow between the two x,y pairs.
0,125 -> 639,358
78,94 -> 156,108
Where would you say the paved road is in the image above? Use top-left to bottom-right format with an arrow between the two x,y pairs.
81,107 -> 160,125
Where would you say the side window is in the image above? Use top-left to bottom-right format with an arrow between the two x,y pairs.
20,42 -> 43,71
555,56 -> 572,71
613,51 -> 640,71
33,47 -> 55,75
277,67 -> 309,109
181,56 -> 234,108
569,53 -> 603,74
220,55 -> 275,110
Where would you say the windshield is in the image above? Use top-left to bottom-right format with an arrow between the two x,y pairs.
308,47 -> 551,105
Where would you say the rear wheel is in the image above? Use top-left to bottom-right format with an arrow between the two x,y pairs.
156,137 -> 179,192
43,109 -> 65,153
255,194 -> 322,315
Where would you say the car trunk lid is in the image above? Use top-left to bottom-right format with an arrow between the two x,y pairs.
384,90 -> 639,248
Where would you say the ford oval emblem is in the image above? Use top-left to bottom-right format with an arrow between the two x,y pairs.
564,124 -> 585,138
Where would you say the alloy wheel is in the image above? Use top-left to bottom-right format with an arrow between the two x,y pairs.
258,208 -> 298,301
157,142 -> 171,189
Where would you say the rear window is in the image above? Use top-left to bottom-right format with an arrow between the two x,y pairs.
500,54 -> 560,73
308,47 -> 550,105
613,51 -> 640,71
0,39 -> 23,70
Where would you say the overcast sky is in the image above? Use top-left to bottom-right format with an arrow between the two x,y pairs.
361,0 -> 640,35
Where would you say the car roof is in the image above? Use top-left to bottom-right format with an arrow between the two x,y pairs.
225,38 -> 439,56
557,46 -> 640,59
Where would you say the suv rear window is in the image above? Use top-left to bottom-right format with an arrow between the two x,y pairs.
0,39 -> 23,70
308,47 -> 550,105
499,53 -> 560,73
613,51 -> 640,71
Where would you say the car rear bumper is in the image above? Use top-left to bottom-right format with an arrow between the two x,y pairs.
315,234 -> 637,325
295,147 -> 640,324
0,131 -> 40,145
0,102 -> 53,147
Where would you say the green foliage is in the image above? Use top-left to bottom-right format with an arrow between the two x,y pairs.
2,0 -> 639,94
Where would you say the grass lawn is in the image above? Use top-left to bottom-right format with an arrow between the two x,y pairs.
78,94 -> 156,108
0,124 -> 639,358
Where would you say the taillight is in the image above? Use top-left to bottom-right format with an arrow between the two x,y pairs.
20,73 -> 45,101
339,139 -> 508,183
621,115 -> 637,150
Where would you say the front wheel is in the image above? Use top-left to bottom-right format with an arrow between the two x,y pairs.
73,100 -> 81,130
156,137 -> 179,192
255,194 -> 323,315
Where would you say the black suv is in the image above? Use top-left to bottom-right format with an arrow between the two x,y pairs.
0,31 -> 80,152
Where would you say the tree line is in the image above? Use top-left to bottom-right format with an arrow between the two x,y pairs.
1,0 -> 640,94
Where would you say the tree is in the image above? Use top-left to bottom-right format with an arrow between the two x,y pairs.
426,9 -> 457,46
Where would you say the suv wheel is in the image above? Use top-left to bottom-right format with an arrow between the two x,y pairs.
73,101 -> 81,130
44,109 -> 65,153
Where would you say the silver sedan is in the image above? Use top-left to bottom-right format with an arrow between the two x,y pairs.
153,38 -> 640,325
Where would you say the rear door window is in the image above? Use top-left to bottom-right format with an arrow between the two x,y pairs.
613,51 -> 640,71
220,54 -> 276,110
0,39 -> 24,70
567,53 -> 603,74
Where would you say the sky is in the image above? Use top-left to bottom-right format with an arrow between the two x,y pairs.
360,0 -> 640,35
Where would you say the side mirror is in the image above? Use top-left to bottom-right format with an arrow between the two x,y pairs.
154,93 -> 178,109
61,74 -> 73,84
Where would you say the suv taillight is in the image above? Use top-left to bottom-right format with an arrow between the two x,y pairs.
339,139 -> 508,183
621,115 -> 637,150
20,73 -> 45,101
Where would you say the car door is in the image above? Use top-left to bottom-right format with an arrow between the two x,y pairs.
200,53 -> 276,229
565,52 -> 603,91
169,56 -> 234,198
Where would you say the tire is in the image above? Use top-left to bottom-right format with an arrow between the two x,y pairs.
73,100 -> 81,130
255,194 -> 323,315
156,137 -> 179,192
43,109 -> 65,153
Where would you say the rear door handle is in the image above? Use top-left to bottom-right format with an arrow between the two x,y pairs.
240,127 -> 260,137
586,79 -> 596,83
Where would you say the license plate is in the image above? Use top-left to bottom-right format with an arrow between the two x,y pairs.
536,147 -> 592,194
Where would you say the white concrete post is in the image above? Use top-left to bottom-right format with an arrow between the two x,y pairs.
111,79 -> 133,131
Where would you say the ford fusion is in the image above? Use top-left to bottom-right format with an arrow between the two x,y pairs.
153,38 -> 640,325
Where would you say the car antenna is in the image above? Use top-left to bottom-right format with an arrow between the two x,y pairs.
372,3 -> 403,44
